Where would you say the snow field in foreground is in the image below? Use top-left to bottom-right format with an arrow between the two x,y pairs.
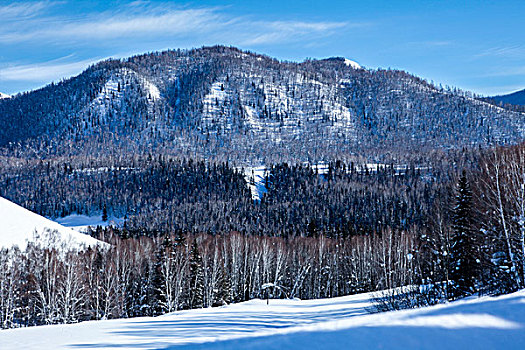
2,289 -> 525,349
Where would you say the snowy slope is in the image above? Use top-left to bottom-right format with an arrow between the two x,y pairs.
54,213 -> 124,232
243,166 -> 269,201
3,289 -> 525,349
0,196 -> 105,250
344,58 -> 362,69
0,92 -> 11,99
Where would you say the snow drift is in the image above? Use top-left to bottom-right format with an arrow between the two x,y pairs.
2,288 -> 524,349
0,196 -> 105,250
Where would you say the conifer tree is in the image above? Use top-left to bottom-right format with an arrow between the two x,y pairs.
449,171 -> 478,298
214,265 -> 231,307
102,204 -> 108,222
188,240 -> 204,309
152,234 -> 174,315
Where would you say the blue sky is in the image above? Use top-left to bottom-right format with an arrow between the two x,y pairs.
0,0 -> 524,96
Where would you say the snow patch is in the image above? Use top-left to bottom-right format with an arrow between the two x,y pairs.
202,81 -> 230,131
243,166 -> 269,201
243,105 -> 262,131
54,214 -> 124,232
0,92 -> 11,99
344,58 -> 362,69
0,197 -> 106,250
90,75 -> 125,116
89,69 -> 161,118
142,77 -> 161,100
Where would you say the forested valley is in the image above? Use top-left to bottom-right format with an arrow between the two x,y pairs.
2,142 -> 525,328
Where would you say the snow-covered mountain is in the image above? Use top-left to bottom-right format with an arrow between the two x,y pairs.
491,88 -> 525,106
3,288 -> 524,349
0,196 -> 105,250
1,46 -> 524,162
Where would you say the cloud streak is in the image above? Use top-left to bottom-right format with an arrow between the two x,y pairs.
0,3 -> 353,46
475,45 -> 525,59
0,57 -> 99,82
0,1 -> 52,21
240,20 -> 349,45
0,8 -> 225,43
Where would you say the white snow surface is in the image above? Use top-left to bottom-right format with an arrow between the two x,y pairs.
344,58 -> 362,69
142,78 -> 161,100
88,68 -> 161,120
243,166 -> 269,201
0,196 -> 105,250
55,214 -> 124,232
0,92 -> 11,99
3,289 -> 525,349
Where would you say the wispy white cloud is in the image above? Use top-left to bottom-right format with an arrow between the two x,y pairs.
0,2 -> 355,46
423,41 -> 453,47
0,57 -> 100,82
405,40 -> 454,49
0,1 -> 52,21
240,21 -> 350,45
475,45 -> 525,59
0,8 -> 226,43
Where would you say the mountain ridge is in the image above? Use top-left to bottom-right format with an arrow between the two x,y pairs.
491,88 -> 525,106
1,45 -> 524,163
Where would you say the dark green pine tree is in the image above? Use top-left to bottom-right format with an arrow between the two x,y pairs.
213,265 -> 231,307
449,171 -> 478,299
102,204 -> 108,222
151,234 -> 174,315
188,240 -> 204,309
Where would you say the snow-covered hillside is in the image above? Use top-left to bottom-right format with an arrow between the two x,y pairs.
2,46 -> 525,161
3,289 -> 524,349
0,196 -> 105,250
0,92 -> 11,99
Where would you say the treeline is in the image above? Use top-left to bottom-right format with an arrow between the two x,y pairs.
0,156 -> 450,236
0,229 -> 420,329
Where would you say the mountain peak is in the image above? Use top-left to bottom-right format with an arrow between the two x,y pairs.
317,56 -> 362,69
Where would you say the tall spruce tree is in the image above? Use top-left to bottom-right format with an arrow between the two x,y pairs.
188,240 -> 204,309
152,234 -> 174,315
213,265 -> 231,307
102,204 -> 108,222
449,171 -> 478,298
